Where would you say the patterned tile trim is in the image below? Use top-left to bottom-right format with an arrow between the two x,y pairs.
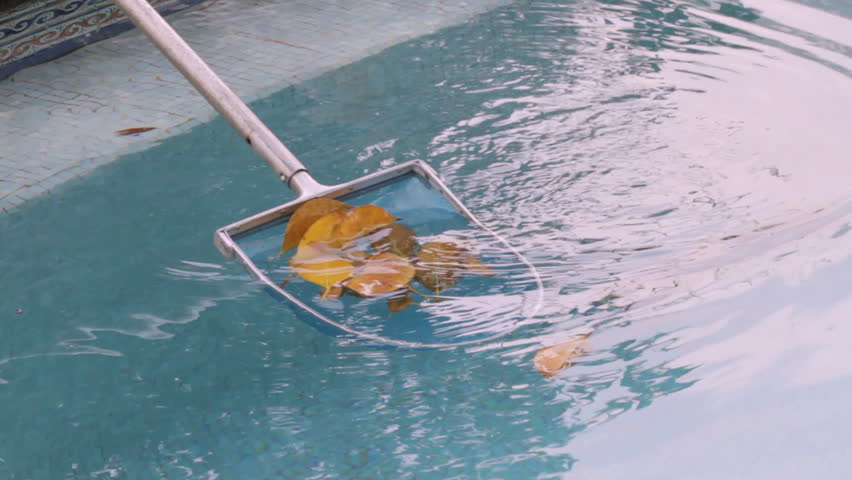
0,0 -> 202,79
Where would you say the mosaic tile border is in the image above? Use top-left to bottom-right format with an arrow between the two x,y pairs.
0,0 -> 203,79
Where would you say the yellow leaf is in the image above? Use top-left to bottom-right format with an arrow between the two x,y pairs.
291,256 -> 354,288
337,205 -> 399,240
290,242 -> 353,288
299,211 -> 349,249
533,334 -> 590,378
291,242 -> 333,264
344,252 -> 415,297
282,198 -> 351,252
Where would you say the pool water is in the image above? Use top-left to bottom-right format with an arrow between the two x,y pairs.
3,0 -> 852,478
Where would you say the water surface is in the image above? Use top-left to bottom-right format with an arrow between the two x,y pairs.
2,0 -> 852,477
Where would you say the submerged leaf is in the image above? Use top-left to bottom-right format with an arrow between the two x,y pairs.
533,334 -> 590,378
371,224 -> 418,257
417,241 -> 476,267
116,126 -> 156,136
414,241 -> 494,291
414,267 -> 459,294
416,241 -> 463,268
281,198 -> 351,252
387,292 -> 415,312
344,252 -> 415,297
337,205 -> 399,239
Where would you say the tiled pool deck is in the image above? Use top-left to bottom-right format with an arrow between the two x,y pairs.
0,0 -> 511,213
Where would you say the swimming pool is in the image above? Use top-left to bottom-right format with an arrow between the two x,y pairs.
3,0 -> 852,477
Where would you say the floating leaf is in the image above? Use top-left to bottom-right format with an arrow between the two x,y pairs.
299,211 -> 349,248
290,242 -> 354,288
343,249 -> 371,267
387,292 -> 415,312
337,205 -> 399,240
281,198 -> 351,252
533,334 -> 590,378
461,256 -> 495,277
371,224 -> 418,257
291,256 -> 354,288
291,242 -> 333,264
344,252 -> 415,297
116,126 -> 156,136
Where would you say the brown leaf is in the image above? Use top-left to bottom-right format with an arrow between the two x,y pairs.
533,334 -> 590,378
387,292 -> 414,312
281,198 -> 351,252
417,241 -> 473,267
414,242 -> 469,293
371,224 -> 418,257
344,252 -> 415,297
461,256 -> 495,277
337,205 -> 399,240
415,241 -> 494,290
417,241 -> 462,268
342,249 -> 371,268
414,267 -> 459,294
116,127 -> 157,136
321,285 -> 344,301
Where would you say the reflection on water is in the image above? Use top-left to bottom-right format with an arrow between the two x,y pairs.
2,0 -> 852,477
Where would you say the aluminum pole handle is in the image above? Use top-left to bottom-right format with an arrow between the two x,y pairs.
113,0 -> 322,195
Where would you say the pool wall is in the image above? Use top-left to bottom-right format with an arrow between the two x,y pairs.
0,0 -> 512,213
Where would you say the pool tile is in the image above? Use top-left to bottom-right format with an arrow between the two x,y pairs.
0,0 -> 512,214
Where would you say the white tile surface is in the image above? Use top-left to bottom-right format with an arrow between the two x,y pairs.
0,0 -> 511,213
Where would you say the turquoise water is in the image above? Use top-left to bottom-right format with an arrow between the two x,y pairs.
3,0 -> 852,478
